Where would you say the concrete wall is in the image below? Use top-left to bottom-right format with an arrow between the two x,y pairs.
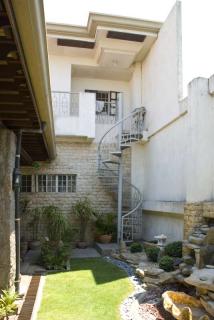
130,2 -> 185,242
142,211 -> 184,243
141,2 -> 182,135
131,113 -> 187,241
0,129 -> 16,290
49,55 -> 72,91
129,62 -> 142,110
54,92 -> 96,138
186,77 -> 214,202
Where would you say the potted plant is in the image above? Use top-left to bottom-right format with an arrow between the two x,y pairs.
43,205 -> 68,245
28,207 -> 43,250
72,198 -> 96,248
20,199 -> 30,256
95,213 -> 116,244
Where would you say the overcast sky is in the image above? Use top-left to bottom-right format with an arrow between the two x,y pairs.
44,0 -> 214,97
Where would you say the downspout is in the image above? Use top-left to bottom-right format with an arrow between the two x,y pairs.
13,131 -> 22,294
13,126 -> 46,293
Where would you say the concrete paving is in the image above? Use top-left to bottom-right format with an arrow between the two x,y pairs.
71,247 -> 101,258
95,242 -> 118,256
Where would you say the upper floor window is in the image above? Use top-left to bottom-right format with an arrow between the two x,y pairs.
85,90 -> 118,118
21,175 -> 32,193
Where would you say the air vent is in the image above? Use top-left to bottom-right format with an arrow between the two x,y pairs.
107,31 -> 146,42
57,38 -> 95,49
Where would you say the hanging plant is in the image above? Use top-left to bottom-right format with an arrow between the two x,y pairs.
32,161 -> 41,170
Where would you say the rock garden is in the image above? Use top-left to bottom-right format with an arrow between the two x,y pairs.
109,227 -> 214,320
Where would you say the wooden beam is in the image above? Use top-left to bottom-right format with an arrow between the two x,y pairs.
21,148 -> 33,164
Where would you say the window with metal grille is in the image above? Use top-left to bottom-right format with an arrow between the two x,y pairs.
21,175 -> 32,192
85,90 -> 118,116
36,174 -> 76,193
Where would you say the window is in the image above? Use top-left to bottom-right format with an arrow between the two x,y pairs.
85,90 -> 118,116
36,174 -> 76,193
21,175 -> 32,192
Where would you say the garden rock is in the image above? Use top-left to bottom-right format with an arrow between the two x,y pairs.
183,255 -> 195,265
189,235 -> 205,246
144,267 -> 164,277
201,299 -> 214,317
181,266 -> 192,277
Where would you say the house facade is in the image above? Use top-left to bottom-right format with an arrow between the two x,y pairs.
1,0 -> 214,291
20,2 -> 185,243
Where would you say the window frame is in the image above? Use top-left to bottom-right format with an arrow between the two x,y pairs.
35,174 -> 77,193
21,174 -> 33,193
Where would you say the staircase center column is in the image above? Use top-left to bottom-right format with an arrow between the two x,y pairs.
117,93 -> 123,244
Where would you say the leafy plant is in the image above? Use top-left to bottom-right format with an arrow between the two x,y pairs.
145,247 -> 160,262
0,290 -> 18,319
164,241 -> 182,258
95,213 -> 116,235
41,241 -> 70,270
43,206 -> 68,242
130,242 -> 143,253
159,255 -> 174,272
28,206 -> 44,241
72,198 -> 97,242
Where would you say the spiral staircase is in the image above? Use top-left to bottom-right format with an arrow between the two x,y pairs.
97,96 -> 146,243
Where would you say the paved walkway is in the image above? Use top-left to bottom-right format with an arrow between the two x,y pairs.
72,247 -> 101,258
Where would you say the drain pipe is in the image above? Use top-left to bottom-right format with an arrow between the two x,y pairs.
13,124 -> 46,293
13,130 -> 22,294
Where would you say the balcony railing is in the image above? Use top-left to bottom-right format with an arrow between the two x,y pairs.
52,91 -> 79,117
51,91 -> 96,138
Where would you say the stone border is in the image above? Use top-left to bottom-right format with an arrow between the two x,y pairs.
30,275 -> 46,320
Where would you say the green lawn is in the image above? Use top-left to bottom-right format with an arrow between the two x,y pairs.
37,258 -> 133,320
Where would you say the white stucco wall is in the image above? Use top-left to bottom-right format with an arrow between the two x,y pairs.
141,2 -> 182,135
129,62 -> 142,109
142,211 -> 184,242
49,54 -> 72,91
54,93 -> 96,138
186,77 -> 214,202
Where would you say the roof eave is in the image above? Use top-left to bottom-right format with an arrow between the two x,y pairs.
8,0 -> 56,160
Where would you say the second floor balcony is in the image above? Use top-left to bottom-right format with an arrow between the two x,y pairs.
52,91 -> 96,139
52,91 -> 120,139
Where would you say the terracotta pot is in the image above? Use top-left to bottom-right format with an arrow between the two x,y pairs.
28,240 -> 40,250
99,234 -> 112,244
76,241 -> 88,249
20,241 -> 28,258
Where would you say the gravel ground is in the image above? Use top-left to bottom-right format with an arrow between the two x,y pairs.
104,257 -> 196,320
104,256 -> 145,320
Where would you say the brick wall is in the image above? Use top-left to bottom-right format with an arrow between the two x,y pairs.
21,141 -> 131,243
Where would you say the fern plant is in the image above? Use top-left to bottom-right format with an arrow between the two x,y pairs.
0,290 -> 18,320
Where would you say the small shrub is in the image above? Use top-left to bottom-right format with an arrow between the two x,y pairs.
145,247 -> 160,262
0,290 -> 18,319
41,241 -> 70,270
130,242 -> 143,253
164,241 -> 182,258
159,255 -> 174,272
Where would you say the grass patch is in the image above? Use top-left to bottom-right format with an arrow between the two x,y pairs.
37,258 -> 133,320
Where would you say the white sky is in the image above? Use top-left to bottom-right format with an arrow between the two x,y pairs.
44,0 -> 214,97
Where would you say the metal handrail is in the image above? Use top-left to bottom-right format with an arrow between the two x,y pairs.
98,106 -> 145,156
97,105 -> 145,241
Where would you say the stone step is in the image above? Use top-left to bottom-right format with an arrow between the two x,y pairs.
94,242 -> 118,256
188,235 -> 205,246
